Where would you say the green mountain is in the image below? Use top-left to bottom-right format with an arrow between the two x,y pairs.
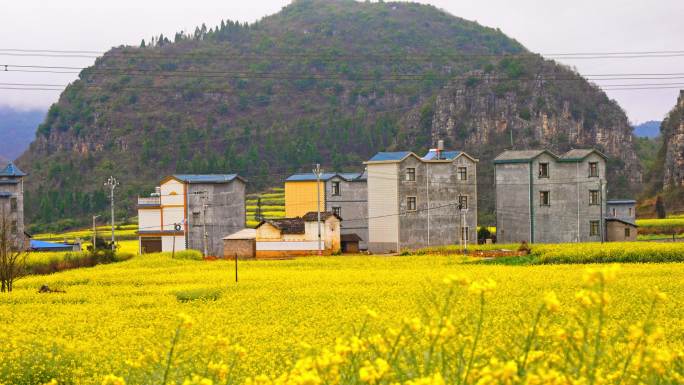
17,0 -> 639,230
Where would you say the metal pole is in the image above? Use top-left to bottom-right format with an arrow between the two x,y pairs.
92,215 -> 99,252
202,192 -> 209,258
313,163 -> 323,255
104,176 -> 119,251
172,225 -> 176,259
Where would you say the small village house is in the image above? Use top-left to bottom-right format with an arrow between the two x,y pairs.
228,211 -> 341,258
138,174 -> 246,256
285,171 -> 368,250
222,228 -> 256,259
605,200 -> 638,241
0,162 -> 28,250
365,147 -> 479,253
494,149 -> 608,243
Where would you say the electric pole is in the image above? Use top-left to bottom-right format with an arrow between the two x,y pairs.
104,176 -> 119,251
201,191 -> 209,258
313,163 -> 323,255
92,215 -> 100,252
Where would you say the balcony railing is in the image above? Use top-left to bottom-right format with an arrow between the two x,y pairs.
137,196 -> 161,206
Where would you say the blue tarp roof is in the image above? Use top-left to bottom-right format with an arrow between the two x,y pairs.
367,151 -> 412,162
422,149 -> 461,160
0,162 -> 26,177
172,174 -> 241,184
30,240 -> 73,250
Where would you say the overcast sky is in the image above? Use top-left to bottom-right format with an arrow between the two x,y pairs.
1,0 -> 682,123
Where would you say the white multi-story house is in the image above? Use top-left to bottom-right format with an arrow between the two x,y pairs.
137,174 -> 246,256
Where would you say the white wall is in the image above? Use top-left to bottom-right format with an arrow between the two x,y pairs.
138,209 -> 161,232
162,236 -> 186,252
160,179 -> 185,206
257,241 -> 319,251
367,163 -> 399,244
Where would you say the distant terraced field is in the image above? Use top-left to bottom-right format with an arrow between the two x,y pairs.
246,188 -> 285,228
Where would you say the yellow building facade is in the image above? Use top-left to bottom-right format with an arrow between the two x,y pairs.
284,179 -> 325,218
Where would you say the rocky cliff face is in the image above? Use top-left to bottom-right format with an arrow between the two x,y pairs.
662,91 -> 684,188
400,57 -> 641,220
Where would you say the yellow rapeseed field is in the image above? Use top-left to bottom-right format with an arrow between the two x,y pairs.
1,254 -> 683,384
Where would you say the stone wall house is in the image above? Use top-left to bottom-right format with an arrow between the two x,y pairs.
254,212 -> 341,258
0,162 -> 27,250
495,149 -> 608,244
285,171 -> 368,250
138,174 -> 246,256
222,229 -> 256,259
365,149 -> 478,253
605,200 -> 637,242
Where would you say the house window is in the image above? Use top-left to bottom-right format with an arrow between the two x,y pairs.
589,190 -> 600,205
458,195 -> 468,210
461,226 -> 469,241
457,167 -> 468,181
406,168 -> 416,182
624,227 -> 631,237
539,163 -> 549,178
589,162 -> 599,177
331,181 -> 341,196
540,191 -> 550,206
590,220 -> 600,236
332,206 -> 341,217
10,197 -> 17,213
407,197 -> 417,212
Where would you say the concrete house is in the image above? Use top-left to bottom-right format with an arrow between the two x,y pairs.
0,162 -> 27,250
253,211 -> 341,258
285,171 -> 368,250
494,149 -> 608,244
137,174 -> 246,256
365,149 -> 478,253
605,200 -> 637,241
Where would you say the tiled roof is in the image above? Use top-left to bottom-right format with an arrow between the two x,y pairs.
494,150 -> 549,163
172,174 -> 242,184
341,233 -> 363,242
422,149 -> 461,160
286,172 -> 366,182
606,218 -> 638,227
0,162 -> 27,177
302,211 -> 342,221
259,218 -> 305,234
607,200 -> 637,205
223,228 -> 256,240
285,173 -> 338,182
367,151 -> 412,162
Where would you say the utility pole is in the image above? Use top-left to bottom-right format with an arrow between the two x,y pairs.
104,176 -> 119,251
200,191 -> 209,258
92,215 -> 100,252
313,163 -> 323,255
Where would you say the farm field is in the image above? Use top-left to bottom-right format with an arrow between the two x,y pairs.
1,253 -> 683,384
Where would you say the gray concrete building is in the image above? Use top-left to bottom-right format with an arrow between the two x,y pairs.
605,199 -> 638,242
495,149 -> 608,244
0,162 -> 27,250
285,171 -> 369,250
365,149 -> 478,253
138,174 -> 246,256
